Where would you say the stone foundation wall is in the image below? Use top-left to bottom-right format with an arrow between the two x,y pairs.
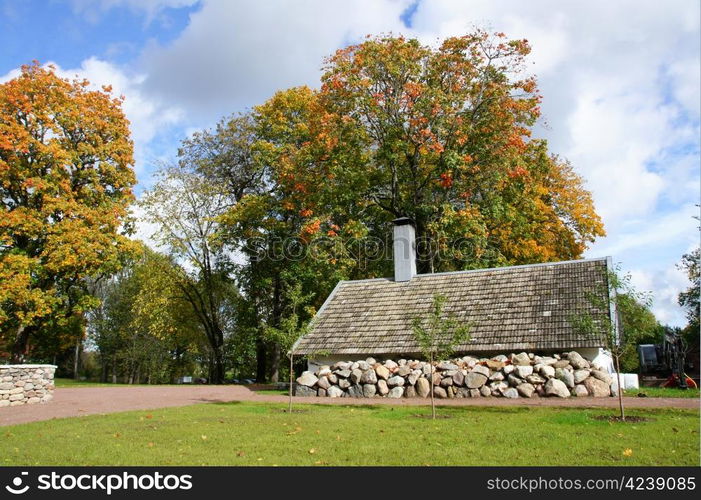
0,365 -> 56,407
294,352 -> 613,399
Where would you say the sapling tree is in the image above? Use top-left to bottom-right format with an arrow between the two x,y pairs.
571,266 -> 652,421
411,293 -> 471,419
263,282 -> 311,413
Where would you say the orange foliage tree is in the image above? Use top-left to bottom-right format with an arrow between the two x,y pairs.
316,31 -> 605,272
0,63 -> 137,362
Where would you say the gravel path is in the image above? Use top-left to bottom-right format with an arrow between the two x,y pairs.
1,385 -> 698,426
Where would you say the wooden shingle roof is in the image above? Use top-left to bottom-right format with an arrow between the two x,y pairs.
293,258 -> 612,356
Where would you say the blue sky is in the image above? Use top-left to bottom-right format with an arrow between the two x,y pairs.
1,0 -> 699,326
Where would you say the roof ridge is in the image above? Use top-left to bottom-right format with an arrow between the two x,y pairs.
339,256 -> 609,285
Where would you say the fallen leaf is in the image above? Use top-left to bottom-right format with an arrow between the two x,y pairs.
145,414 -> 153,419
113,433 -> 121,438
201,435 -> 208,441
623,448 -> 633,457
236,451 -> 245,457
308,448 -> 316,454
147,442 -> 154,448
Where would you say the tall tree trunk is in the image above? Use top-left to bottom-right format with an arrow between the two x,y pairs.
211,347 -> 225,384
111,357 -> 117,384
73,336 -> 81,379
11,324 -> 31,363
270,344 -> 281,383
256,336 -> 267,383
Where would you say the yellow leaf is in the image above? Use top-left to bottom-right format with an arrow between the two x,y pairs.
623,448 -> 633,457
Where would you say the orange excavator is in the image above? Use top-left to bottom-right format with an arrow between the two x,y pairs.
638,332 -> 697,389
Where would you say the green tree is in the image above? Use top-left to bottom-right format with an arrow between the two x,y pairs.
411,293 -> 471,419
263,282 -> 311,412
88,245 -> 202,383
571,268 -> 652,421
678,248 -> 700,348
0,62 -> 137,362
616,293 -> 663,372
140,164 -> 238,383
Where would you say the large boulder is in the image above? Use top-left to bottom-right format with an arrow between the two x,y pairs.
544,378 -> 570,398
335,369 -> 351,379
387,375 -> 405,387
555,368 -> 575,388
486,359 -> 505,370
471,365 -> 490,377
388,386 -> 404,398
415,378 -> 430,397
338,378 -> 350,389
440,376 -> 453,387
514,365 -> 533,378
552,360 -> 571,369
437,361 -> 459,371
327,385 -> 344,398
573,384 -> 589,397
296,371 -> 318,387
357,361 -> 370,371
480,385 -> 492,397
516,383 -> 536,398
374,364 -> 390,381
397,365 -> 412,377
465,372 -> 488,389
377,379 -> 389,396
362,383 -> 377,398
591,370 -> 612,385
347,384 -> 364,398
294,385 -> 317,397
573,369 -> 590,384
489,371 -> 505,381
503,388 -> 519,399
567,351 -> 590,370
511,352 -> 531,366
407,370 -> 421,386
433,386 -> 448,399
452,371 -> 465,387
404,385 -> 417,398
525,374 -> 546,385
539,365 -> 555,378
384,359 -> 398,370
360,369 -> 377,385
507,374 -> 523,387
317,376 -> 331,390
350,369 -> 363,384
583,377 -> 611,397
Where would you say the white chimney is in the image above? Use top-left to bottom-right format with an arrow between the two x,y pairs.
393,217 -> 417,282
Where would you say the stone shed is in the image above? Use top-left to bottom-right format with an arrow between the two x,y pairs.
293,218 -> 616,373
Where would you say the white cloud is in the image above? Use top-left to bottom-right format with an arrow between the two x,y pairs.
70,0 -> 199,25
138,0 -> 411,122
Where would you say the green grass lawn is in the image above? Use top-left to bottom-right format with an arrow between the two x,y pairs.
624,387 -> 700,398
2,402 -> 698,466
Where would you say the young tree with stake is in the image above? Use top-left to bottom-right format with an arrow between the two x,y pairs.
412,293 -> 471,419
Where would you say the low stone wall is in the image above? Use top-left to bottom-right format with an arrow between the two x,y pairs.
295,352 -> 613,399
0,364 -> 56,407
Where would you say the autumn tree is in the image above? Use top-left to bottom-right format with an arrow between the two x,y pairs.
317,32 -> 605,272
218,93 -> 352,381
678,248 -> 700,344
0,62 -> 137,362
